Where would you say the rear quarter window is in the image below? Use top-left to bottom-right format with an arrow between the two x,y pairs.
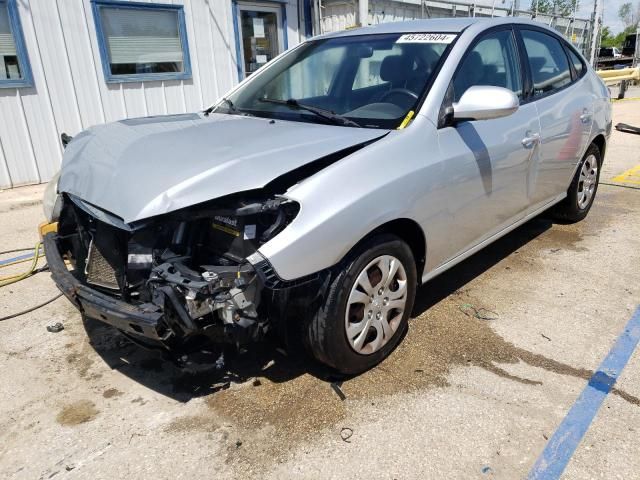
567,47 -> 586,79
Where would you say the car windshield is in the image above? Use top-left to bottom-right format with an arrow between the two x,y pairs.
219,33 -> 456,129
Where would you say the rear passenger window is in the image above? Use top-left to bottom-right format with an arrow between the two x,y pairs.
521,30 -> 572,96
452,29 -> 522,102
567,48 -> 585,79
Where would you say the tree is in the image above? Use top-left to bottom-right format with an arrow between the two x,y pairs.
600,26 -> 628,48
618,2 -> 640,30
600,26 -> 614,47
530,0 -> 578,16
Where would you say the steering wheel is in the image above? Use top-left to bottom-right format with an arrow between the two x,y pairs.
379,88 -> 419,104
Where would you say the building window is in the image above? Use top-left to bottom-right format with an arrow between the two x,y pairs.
91,0 -> 191,83
0,0 -> 32,88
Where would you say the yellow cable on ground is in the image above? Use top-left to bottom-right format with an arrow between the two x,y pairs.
0,242 -> 42,287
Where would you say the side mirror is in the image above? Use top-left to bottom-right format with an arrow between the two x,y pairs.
453,86 -> 519,122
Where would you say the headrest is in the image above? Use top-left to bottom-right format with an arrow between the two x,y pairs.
380,55 -> 414,84
530,56 -> 547,74
466,51 -> 484,71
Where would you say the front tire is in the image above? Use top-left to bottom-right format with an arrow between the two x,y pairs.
553,143 -> 601,223
304,234 -> 417,375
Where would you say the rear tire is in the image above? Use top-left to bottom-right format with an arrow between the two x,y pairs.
553,143 -> 601,223
304,234 -> 417,375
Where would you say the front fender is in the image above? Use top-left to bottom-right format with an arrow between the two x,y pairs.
258,118 -> 438,280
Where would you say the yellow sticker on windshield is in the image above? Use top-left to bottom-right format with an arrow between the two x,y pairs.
397,33 -> 457,44
397,110 -> 415,130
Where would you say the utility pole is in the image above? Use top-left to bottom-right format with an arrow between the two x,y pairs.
589,0 -> 601,66
358,0 -> 369,27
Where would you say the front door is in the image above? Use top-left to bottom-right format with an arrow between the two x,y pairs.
433,28 -> 541,267
236,2 -> 285,78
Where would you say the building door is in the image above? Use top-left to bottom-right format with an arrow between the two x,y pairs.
236,2 -> 285,79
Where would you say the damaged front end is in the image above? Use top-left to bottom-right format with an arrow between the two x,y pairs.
45,192 -> 312,359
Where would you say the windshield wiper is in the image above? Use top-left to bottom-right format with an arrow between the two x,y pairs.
258,98 -> 361,127
204,98 -> 252,117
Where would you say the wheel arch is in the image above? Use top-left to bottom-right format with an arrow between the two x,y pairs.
591,134 -> 606,163
352,218 -> 427,283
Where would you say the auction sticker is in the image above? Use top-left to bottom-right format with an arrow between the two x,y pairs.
397,33 -> 457,44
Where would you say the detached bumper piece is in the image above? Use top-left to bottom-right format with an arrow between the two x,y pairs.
44,233 -> 166,341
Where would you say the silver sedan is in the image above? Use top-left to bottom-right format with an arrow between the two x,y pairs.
44,17 -> 611,374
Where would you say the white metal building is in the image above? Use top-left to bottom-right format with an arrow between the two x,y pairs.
0,0 -> 309,189
0,0 -> 596,189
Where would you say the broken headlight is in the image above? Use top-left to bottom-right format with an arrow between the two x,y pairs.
196,197 -> 299,263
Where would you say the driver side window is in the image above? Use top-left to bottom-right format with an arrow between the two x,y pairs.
452,29 -> 523,102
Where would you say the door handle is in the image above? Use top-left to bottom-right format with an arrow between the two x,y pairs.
522,133 -> 540,149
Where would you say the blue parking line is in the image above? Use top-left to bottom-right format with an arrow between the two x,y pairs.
528,306 -> 640,480
0,252 -> 35,266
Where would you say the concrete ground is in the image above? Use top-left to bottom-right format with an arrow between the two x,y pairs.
1,102 -> 640,480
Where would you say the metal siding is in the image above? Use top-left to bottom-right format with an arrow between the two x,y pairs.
55,0 -> 105,129
0,134 -> 11,187
122,82 -> 147,118
143,81 -> 167,116
9,0 -> 61,185
0,0 -> 295,188
0,89 -> 39,185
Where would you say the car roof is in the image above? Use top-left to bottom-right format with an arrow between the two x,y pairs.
316,17 -> 555,39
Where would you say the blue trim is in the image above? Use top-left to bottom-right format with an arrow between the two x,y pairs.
303,0 -> 313,38
281,4 -> 288,49
528,306 -> 640,480
232,1 -> 289,82
90,0 -> 192,84
232,1 -> 243,82
0,0 -> 33,88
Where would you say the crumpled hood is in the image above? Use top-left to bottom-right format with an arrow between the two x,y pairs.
58,113 -> 386,223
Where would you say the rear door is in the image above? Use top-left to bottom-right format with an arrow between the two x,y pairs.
517,28 -> 593,207
435,27 -> 541,264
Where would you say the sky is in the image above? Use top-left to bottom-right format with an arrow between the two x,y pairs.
475,0 -> 631,33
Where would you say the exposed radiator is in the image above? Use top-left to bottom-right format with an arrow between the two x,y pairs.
86,240 -> 119,290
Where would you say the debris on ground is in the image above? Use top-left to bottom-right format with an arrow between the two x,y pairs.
331,382 -> 346,401
615,123 -> 640,135
458,304 -> 499,321
340,427 -> 353,443
541,333 -> 552,342
235,440 -> 243,448
46,322 -> 64,333
252,378 -> 262,387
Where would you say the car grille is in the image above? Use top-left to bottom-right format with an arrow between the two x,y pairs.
86,240 -> 120,290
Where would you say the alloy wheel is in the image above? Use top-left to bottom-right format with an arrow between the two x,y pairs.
345,255 -> 408,355
577,154 -> 598,210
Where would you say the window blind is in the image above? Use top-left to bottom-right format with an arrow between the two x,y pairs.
101,7 -> 183,65
0,6 -> 17,57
